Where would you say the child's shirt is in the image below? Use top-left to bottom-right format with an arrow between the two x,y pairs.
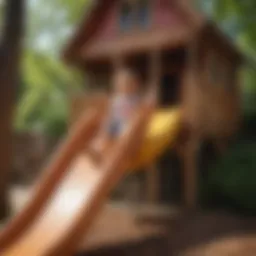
102,93 -> 140,137
110,94 -> 140,124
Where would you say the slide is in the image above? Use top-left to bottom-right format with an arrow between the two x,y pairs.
131,107 -> 181,170
0,104 -> 181,255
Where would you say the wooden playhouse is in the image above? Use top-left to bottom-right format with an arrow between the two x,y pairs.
63,0 -> 242,209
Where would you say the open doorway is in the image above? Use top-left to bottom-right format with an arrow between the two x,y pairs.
125,53 -> 149,89
158,47 -> 187,205
160,47 -> 187,107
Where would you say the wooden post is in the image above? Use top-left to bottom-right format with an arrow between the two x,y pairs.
183,136 -> 200,209
146,164 -> 160,203
146,50 -> 161,204
149,50 -> 161,94
112,55 -> 124,70
0,0 -> 25,219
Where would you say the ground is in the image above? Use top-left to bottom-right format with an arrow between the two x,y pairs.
169,212 -> 256,256
3,186 -> 256,255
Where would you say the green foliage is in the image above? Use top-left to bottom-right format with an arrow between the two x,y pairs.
203,141 -> 256,213
27,0 -> 90,54
213,1 -> 256,112
213,0 -> 256,48
16,51 -> 70,137
14,0 -> 89,137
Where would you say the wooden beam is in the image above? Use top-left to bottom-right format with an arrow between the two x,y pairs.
146,164 -> 160,203
82,28 -> 191,61
145,50 -> 161,204
182,136 -> 200,209
112,55 -> 124,70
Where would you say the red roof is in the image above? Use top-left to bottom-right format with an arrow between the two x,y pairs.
62,0 -> 117,63
62,0 -> 242,65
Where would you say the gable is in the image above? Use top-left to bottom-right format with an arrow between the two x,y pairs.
63,0 -> 204,64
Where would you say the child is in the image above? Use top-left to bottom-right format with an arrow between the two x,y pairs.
89,67 -> 142,161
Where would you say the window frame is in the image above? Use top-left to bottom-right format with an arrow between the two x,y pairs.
119,0 -> 135,32
118,0 -> 152,33
135,0 -> 152,29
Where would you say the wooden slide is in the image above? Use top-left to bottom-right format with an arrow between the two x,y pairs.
0,102 -> 155,256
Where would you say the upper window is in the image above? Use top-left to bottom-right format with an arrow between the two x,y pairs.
136,0 -> 150,28
119,0 -> 150,32
120,1 -> 134,31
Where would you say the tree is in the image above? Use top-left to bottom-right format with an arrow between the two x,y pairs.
0,0 -> 25,219
14,0 -> 89,138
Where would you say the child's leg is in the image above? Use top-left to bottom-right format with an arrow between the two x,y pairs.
87,138 -> 105,163
87,121 -> 117,163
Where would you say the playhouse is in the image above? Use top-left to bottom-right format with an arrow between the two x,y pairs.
63,0 -> 242,208
0,1 -> 245,255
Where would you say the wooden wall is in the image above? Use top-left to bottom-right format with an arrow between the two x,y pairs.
180,29 -> 241,207
182,28 -> 241,140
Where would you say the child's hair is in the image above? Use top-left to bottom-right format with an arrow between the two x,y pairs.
114,66 -> 141,84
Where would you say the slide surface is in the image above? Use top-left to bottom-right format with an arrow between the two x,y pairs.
0,105 -> 181,255
0,108 -> 102,251
132,107 -> 181,170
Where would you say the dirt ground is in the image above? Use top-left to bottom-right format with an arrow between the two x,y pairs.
80,207 -> 256,256
6,187 -> 256,255
79,204 -> 170,252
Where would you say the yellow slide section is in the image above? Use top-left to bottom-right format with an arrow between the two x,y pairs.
132,107 -> 181,170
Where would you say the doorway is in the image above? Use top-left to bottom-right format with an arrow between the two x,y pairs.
160,73 -> 180,107
158,47 -> 187,204
160,47 -> 186,107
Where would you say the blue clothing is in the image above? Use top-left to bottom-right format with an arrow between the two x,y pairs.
107,120 -> 124,138
106,94 -> 140,138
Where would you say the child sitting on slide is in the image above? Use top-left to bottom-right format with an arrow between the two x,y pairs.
89,67 -> 142,161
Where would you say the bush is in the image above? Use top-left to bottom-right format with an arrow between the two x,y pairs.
202,140 -> 256,214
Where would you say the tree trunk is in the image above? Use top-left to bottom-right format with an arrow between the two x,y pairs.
0,0 -> 25,219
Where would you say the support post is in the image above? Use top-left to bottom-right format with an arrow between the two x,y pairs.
112,55 -> 124,71
146,164 -> 160,203
145,50 -> 161,204
183,135 -> 200,209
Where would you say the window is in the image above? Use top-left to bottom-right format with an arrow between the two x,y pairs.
119,0 -> 150,32
120,1 -> 134,31
137,0 -> 150,28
